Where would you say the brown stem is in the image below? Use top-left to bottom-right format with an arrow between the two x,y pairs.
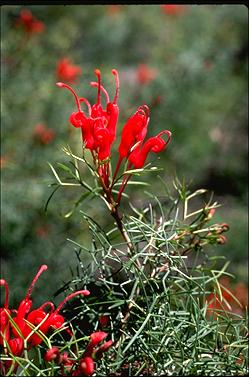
97,163 -> 143,348
110,206 -> 134,254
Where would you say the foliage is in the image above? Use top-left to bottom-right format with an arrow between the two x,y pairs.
1,4 -> 248,376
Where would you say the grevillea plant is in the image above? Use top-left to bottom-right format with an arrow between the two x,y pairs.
54,68 -> 171,249
1,67 -> 247,376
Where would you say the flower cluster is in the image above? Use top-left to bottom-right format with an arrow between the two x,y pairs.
15,9 -> 45,34
0,265 -> 90,375
57,68 -> 171,205
56,58 -> 82,84
44,331 -> 113,376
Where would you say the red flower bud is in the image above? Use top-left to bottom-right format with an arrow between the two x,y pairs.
94,340 -> 113,359
89,331 -> 108,346
80,356 -> 94,376
118,105 -> 150,159
8,337 -> 24,356
44,347 -> 60,362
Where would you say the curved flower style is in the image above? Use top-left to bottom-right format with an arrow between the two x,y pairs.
0,265 -> 90,374
57,68 -> 171,204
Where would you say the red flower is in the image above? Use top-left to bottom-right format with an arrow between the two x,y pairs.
160,5 -> 186,16
94,339 -> 113,359
89,331 -> 108,346
0,266 -> 90,374
118,105 -> 150,160
136,64 -> 157,85
80,356 -> 95,376
57,68 -> 171,204
15,9 -> 45,34
56,58 -> 82,84
84,331 -> 108,357
33,124 -> 55,145
44,346 -> 60,362
128,130 -> 172,169
57,69 -> 119,188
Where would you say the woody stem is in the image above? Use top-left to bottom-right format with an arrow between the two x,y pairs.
100,174 -> 142,350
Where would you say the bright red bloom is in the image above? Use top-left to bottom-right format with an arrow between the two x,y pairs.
56,58 -> 82,84
44,346 -> 60,362
84,331 -> 108,357
57,68 -> 172,203
80,356 -> 95,376
136,64 -> 157,85
128,130 -> 172,169
89,331 -> 108,346
57,69 -> 119,163
118,105 -> 150,159
15,9 -> 45,34
160,5 -> 186,16
33,124 -> 55,145
0,266 -> 90,374
0,279 -> 10,346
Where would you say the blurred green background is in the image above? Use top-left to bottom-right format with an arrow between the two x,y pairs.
1,5 -> 248,306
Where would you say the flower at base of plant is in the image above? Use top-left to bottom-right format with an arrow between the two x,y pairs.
15,9 -> 45,34
80,356 -> 95,376
93,339 -> 113,359
56,58 -> 82,84
44,346 -> 60,362
84,331 -> 108,357
0,265 -> 90,375
43,331 -> 113,376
